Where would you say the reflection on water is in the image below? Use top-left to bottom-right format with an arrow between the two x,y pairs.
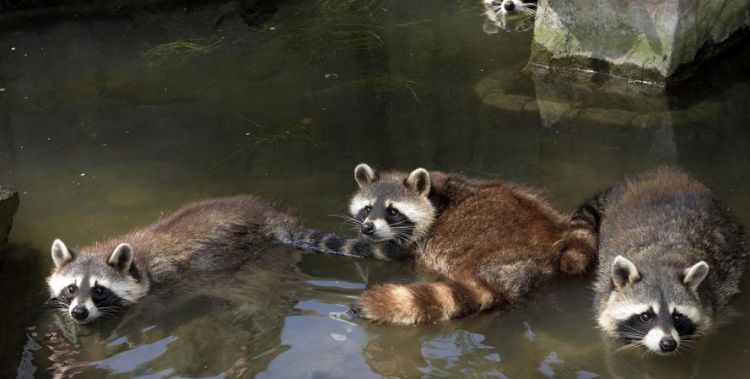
2,0 -> 750,377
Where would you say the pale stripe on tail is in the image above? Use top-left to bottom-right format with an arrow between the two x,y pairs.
356,279 -> 497,325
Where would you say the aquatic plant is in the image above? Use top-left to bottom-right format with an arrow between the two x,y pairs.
142,39 -> 225,67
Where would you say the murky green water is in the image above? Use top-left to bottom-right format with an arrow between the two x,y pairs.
2,0 -> 750,377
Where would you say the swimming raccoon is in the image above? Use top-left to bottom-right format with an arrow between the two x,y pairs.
482,0 -> 537,34
46,195 -> 391,324
344,163 -> 597,325
588,167 -> 748,354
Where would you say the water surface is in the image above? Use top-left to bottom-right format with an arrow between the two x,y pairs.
2,0 -> 750,377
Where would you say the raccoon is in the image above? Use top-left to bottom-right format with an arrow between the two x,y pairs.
46,195 -> 394,324
482,0 -> 537,34
587,167 -> 748,354
483,0 -> 538,16
342,163 -> 597,325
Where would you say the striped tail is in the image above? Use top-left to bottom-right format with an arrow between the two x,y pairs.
555,192 -> 604,275
276,228 -> 412,261
355,279 -> 497,325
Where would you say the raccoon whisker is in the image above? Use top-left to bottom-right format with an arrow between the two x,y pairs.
331,214 -> 362,225
97,306 -> 121,312
392,232 -> 412,243
389,227 -> 415,233
616,322 -> 647,335
393,236 -> 410,245
387,220 -> 412,227
614,342 -> 642,354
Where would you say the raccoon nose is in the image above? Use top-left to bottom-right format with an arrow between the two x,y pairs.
71,306 -> 89,321
361,222 -> 375,235
503,1 -> 515,11
659,337 -> 677,352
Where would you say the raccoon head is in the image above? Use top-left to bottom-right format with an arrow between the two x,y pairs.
597,255 -> 711,354
483,0 -> 537,17
482,0 -> 537,34
349,163 -> 436,246
46,239 -> 149,324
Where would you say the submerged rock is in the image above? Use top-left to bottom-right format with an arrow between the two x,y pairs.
0,186 -> 19,258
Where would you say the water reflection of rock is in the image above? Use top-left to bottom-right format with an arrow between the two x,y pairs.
476,38 -> 750,198
27,246 -> 304,378
476,60 -> 725,131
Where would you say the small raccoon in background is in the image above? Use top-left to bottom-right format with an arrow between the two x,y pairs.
482,0 -> 538,34
344,163 -> 597,325
47,195 -> 387,324
586,167 -> 748,354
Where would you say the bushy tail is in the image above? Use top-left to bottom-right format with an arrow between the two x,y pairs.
555,192 -> 605,275
355,279 -> 498,325
276,228 -> 411,261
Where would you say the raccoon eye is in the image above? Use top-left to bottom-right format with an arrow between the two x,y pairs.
92,286 -> 107,300
66,285 -> 77,294
388,208 -> 400,217
639,312 -> 653,322
363,205 -> 372,214
673,313 -> 684,323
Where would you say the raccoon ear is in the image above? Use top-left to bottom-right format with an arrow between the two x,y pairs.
107,243 -> 134,272
51,239 -> 75,268
405,168 -> 431,197
683,261 -> 709,292
612,255 -> 640,289
354,163 -> 377,188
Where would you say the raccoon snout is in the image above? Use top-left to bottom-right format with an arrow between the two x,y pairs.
659,337 -> 678,352
361,222 -> 375,236
503,1 -> 515,11
70,306 -> 89,321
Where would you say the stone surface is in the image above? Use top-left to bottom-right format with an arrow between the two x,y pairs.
529,0 -> 750,87
0,186 -> 19,257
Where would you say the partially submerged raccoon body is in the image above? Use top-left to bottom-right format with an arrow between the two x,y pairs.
348,164 -> 598,325
589,168 -> 748,354
47,195 -> 380,324
482,0 -> 538,34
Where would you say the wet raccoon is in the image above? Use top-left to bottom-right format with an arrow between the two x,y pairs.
585,168 -> 748,354
482,0 -> 537,34
343,163 -> 597,325
47,195 -> 387,324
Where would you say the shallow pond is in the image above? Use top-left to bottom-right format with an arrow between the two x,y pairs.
2,0 -> 750,378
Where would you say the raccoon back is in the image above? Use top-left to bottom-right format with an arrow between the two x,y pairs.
83,195 -> 303,284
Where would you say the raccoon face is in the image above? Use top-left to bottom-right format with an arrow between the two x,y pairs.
47,239 -> 148,324
598,255 -> 711,354
482,0 -> 537,34
349,163 -> 436,245
483,0 -> 537,17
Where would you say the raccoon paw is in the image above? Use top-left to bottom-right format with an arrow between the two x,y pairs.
559,250 -> 590,275
349,303 -> 366,319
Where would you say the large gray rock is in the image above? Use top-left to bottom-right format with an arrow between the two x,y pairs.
0,186 -> 19,257
529,0 -> 750,88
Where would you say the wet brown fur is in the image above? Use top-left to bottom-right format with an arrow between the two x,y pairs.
357,170 -> 598,325
76,195 -> 305,288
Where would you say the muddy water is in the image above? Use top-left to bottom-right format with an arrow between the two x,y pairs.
2,0 -> 750,377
